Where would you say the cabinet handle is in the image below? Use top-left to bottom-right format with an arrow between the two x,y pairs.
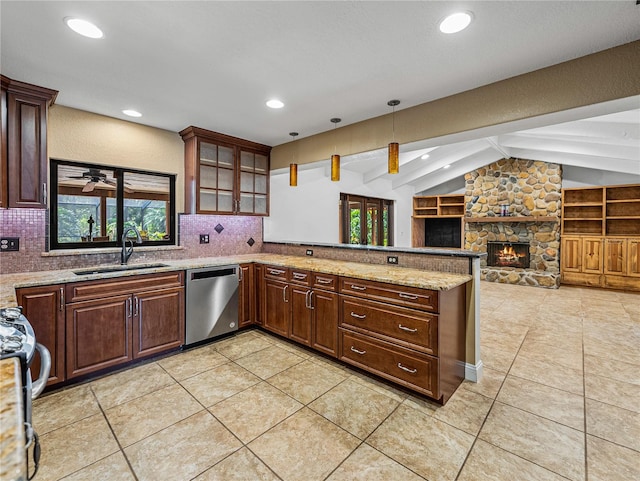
398,293 -> 419,300
283,285 -> 288,303
238,267 -> 243,282
42,183 -> 47,205
398,324 -> 418,333
59,287 -> 64,312
134,296 -> 139,317
350,311 -> 366,319
269,268 -> 285,275
127,298 -> 132,318
350,346 -> 366,355
397,363 -> 417,374
293,273 -> 307,280
309,290 -> 314,310
350,285 -> 367,291
316,278 -> 332,284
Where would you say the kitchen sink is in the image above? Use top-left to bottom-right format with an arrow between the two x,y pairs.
73,263 -> 169,275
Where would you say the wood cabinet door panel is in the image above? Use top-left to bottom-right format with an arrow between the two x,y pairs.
339,277 -> 438,312
340,296 -> 438,356
339,329 -> 439,399
264,280 -> 289,337
7,92 -> 47,208
560,237 -> 582,272
289,286 -> 311,346
582,237 -> 603,273
627,239 -> 640,277
604,239 -> 626,275
133,287 -> 184,359
66,295 -> 132,378
17,285 -> 65,386
239,264 -> 254,327
311,289 -> 338,357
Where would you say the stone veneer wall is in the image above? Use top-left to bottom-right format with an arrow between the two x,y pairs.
0,210 -> 262,274
464,159 -> 562,288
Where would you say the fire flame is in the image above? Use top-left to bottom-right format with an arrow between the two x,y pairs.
497,245 -> 525,262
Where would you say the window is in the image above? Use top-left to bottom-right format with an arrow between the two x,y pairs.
50,160 -> 176,249
340,193 -> 393,246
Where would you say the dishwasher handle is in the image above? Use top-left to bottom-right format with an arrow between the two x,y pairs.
190,267 -> 237,281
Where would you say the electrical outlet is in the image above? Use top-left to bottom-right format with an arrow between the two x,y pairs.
387,256 -> 398,265
306,249 -> 313,256
0,237 -> 19,252
199,234 -> 210,244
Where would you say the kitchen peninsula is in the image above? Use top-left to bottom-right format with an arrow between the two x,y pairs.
0,247 -> 481,400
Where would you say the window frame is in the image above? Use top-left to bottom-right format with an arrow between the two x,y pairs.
50,159 -> 176,250
339,193 -> 394,246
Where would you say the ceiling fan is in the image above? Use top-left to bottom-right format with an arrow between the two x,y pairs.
67,168 -> 134,193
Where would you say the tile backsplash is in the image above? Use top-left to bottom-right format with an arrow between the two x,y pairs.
0,209 -> 262,274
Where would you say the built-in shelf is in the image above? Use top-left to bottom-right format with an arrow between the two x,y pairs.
465,216 -> 559,223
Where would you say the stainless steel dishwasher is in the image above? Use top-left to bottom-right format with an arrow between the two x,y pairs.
185,265 -> 239,347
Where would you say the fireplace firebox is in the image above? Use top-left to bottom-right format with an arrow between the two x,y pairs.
487,242 -> 530,268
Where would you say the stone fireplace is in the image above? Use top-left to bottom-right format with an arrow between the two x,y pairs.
464,158 -> 561,288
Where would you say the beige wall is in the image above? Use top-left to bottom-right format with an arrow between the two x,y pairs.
271,40 -> 640,170
48,106 -> 186,212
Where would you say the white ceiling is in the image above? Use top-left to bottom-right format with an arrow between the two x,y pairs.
2,0 -> 640,148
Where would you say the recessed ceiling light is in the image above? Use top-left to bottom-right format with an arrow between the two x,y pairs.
439,12 -> 472,34
443,164 -> 451,169
266,99 -> 284,109
64,17 -> 104,39
421,154 -> 430,160
122,109 -> 142,117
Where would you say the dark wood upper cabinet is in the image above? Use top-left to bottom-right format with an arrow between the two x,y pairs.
1,75 -> 57,208
180,126 -> 271,215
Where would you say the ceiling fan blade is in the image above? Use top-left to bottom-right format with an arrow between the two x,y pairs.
68,175 -> 86,179
82,181 -> 97,193
103,179 -> 117,186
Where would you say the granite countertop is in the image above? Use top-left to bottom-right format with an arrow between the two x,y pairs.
1,254 -> 472,307
0,357 -> 26,481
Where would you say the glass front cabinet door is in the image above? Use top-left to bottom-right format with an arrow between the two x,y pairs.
180,126 -> 271,215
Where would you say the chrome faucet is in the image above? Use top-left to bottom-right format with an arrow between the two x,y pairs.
121,226 -> 143,265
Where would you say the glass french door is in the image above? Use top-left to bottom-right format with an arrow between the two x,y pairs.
341,194 -> 393,246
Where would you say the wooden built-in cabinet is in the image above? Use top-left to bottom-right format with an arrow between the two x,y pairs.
16,285 -> 66,387
1,75 -> 57,208
180,126 -> 271,215
412,194 -> 464,248
561,184 -> 640,291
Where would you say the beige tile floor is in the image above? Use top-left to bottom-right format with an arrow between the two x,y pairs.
31,282 -> 640,481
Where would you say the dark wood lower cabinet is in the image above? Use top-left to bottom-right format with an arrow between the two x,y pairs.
134,287 -> 184,359
289,285 -> 312,346
239,264 -> 254,328
16,284 -> 66,386
65,294 -> 132,378
263,279 -> 289,337
310,289 -> 338,357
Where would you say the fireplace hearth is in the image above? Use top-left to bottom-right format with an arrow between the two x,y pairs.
487,242 -> 530,268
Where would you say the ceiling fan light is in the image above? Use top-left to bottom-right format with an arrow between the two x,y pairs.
388,142 -> 399,174
289,163 -> 298,187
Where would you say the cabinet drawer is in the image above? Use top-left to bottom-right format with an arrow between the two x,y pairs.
263,265 -> 289,281
312,273 -> 338,291
289,269 -> 311,286
340,297 -> 438,355
66,271 -> 184,303
340,329 -> 439,399
339,277 -> 438,312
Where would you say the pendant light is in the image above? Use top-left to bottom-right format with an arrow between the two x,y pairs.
387,100 -> 400,174
289,132 -> 299,187
330,118 -> 341,181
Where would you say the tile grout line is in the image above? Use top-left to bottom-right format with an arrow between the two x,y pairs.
581,312 -> 588,481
